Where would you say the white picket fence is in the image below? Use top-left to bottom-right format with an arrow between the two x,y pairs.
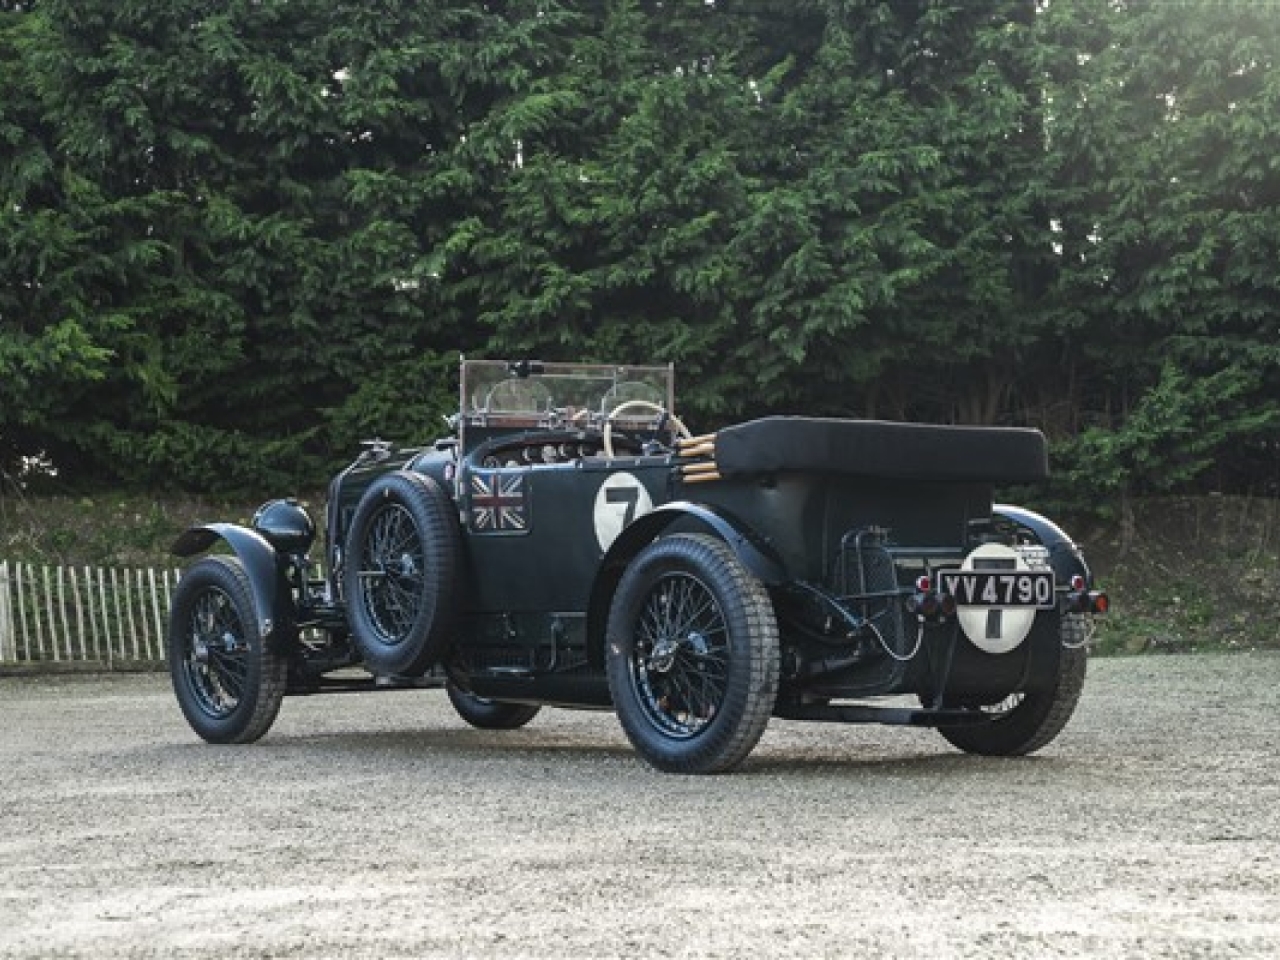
0,560 -> 181,669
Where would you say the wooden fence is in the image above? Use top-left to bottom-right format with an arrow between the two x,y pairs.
0,560 -> 181,669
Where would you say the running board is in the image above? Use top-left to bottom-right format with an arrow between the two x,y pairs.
286,673 -> 447,696
773,703 -> 989,727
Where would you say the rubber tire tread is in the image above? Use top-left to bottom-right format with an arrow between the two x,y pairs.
938,629 -> 1087,756
446,682 -> 542,730
168,556 -> 287,744
606,533 -> 780,774
344,471 -> 461,678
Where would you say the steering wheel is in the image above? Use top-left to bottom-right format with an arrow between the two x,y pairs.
602,400 -> 692,458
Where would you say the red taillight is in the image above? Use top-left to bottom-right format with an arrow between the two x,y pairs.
1063,574 -> 1107,616
1065,586 -> 1109,615
908,575 -> 949,619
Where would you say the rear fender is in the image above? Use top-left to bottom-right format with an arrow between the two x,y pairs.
172,523 -> 283,641
994,504 -> 1092,585
585,502 -> 787,667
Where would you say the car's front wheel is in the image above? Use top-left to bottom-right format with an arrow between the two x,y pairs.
168,556 -> 287,743
606,533 -> 780,774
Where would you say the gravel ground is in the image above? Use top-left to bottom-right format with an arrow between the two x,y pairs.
1,653 -> 1278,959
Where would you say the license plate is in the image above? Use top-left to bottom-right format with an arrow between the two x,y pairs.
936,569 -> 1056,609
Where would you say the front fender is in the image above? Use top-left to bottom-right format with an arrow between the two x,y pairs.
172,523 -> 282,641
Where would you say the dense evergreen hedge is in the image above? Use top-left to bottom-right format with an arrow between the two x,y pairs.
2,1 -> 1277,507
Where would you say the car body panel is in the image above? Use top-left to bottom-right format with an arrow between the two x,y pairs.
169,357 -> 1104,759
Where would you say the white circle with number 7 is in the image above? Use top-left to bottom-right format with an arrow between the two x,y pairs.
955,542 -> 1038,655
593,472 -> 654,552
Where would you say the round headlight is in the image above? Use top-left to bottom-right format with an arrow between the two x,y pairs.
251,498 -> 316,554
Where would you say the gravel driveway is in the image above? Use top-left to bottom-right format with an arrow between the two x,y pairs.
2,653 -> 1278,959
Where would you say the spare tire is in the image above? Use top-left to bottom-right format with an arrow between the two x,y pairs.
343,471 -> 461,677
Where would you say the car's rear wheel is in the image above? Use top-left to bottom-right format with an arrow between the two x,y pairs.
168,556 -> 287,743
446,682 -> 542,730
936,616 -> 1088,756
606,533 -> 780,774
344,471 -> 460,677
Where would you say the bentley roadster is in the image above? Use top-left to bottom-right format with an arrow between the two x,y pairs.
167,358 -> 1106,773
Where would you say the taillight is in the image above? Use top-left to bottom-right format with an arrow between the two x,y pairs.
1064,576 -> 1108,615
908,575 -> 953,620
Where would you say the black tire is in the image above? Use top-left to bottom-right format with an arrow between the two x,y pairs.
937,617 -> 1088,756
606,533 -> 780,774
343,471 -> 460,677
168,556 -> 287,744
446,682 -> 542,730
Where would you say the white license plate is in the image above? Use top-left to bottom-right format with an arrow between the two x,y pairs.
937,569 -> 1056,609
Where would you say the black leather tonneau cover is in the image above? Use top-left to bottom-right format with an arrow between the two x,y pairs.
713,416 -> 1048,484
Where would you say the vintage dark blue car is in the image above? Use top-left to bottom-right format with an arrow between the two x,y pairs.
167,359 -> 1106,773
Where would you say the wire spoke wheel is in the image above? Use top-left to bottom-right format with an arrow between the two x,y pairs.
632,571 -> 731,738
357,502 -> 428,646
607,533 -> 779,773
182,587 -> 249,718
167,556 -> 286,744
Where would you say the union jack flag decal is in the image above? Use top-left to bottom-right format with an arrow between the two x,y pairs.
470,470 -> 529,533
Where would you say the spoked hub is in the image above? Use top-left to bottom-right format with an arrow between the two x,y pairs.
646,637 -> 680,673
182,589 -> 247,719
631,572 -> 729,739
647,631 -> 710,673
191,613 -> 242,667
356,503 -> 427,645
383,554 -> 419,579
